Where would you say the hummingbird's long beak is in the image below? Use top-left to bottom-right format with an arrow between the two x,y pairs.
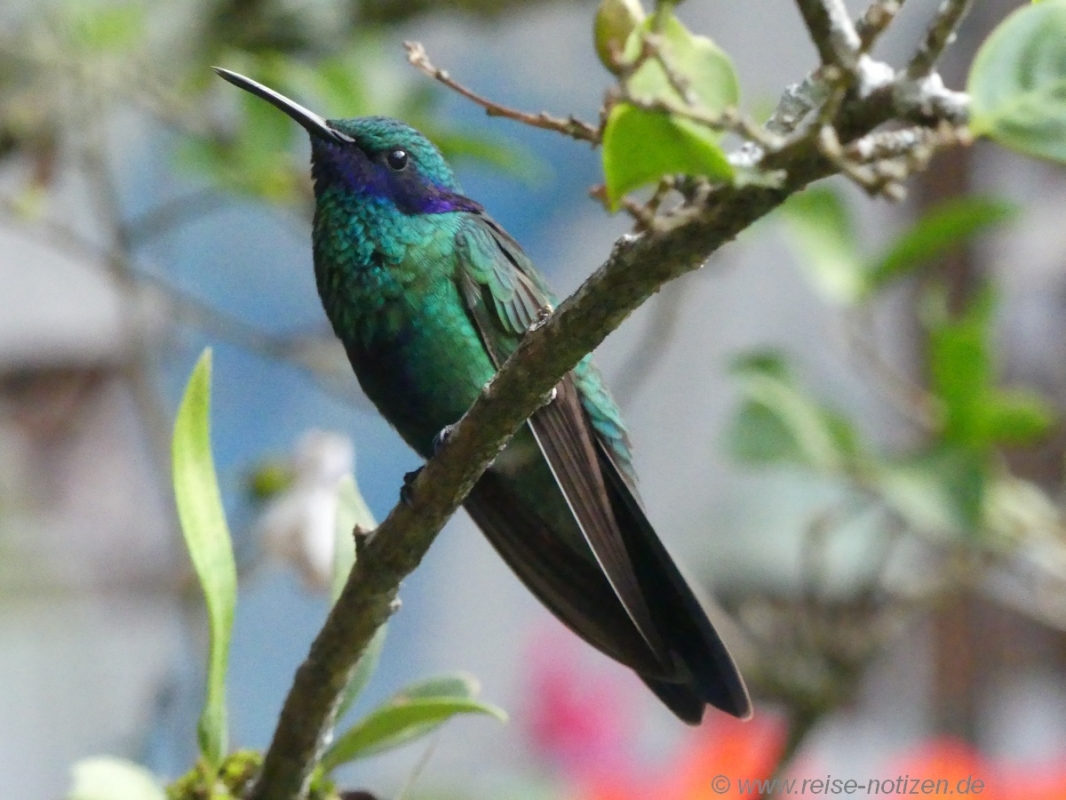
213,67 -> 354,145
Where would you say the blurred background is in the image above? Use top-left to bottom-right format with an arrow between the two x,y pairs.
3,0 -> 1066,797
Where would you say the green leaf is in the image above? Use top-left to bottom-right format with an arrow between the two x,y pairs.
331,474 -> 376,602
179,61 -> 304,202
68,757 -> 165,800
866,197 -> 1017,292
926,288 -> 994,448
429,130 -> 544,184
968,0 -> 1066,163
172,349 -> 237,769
322,673 -> 506,770
66,2 -> 146,53
729,401 -> 808,464
984,390 -> 1056,444
331,473 -> 385,718
874,447 -> 988,536
336,624 -> 388,720
624,15 -> 739,114
924,287 -> 1056,450
727,352 -> 860,472
399,673 -> 481,700
779,187 -> 863,304
602,104 -> 732,209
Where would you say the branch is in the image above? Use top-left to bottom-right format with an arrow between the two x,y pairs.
0,199 -> 366,408
613,277 -> 693,404
795,0 -> 862,68
856,0 -> 905,52
403,41 -> 600,143
907,0 -> 976,78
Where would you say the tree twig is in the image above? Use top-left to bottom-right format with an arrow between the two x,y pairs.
622,94 -> 785,151
613,277 -> 692,405
0,198 -> 366,408
907,0 -> 976,78
794,0 -> 862,68
403,40 -> 601,144
856,0 -> 905,52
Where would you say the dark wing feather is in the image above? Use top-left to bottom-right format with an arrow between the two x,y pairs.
455,212 -> 751,721
456,215 -> 671,663
525,376 -> 668,661
598,443 -> 753,719
464,472 -> 668,676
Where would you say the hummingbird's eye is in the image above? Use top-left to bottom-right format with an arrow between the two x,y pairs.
386,149 -> 409,171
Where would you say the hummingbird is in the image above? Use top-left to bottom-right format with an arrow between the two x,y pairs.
215,68 -> 750,723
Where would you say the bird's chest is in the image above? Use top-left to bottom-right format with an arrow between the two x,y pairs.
313,211 -> 496,455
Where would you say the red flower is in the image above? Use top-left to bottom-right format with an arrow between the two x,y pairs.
525,626 -> 636,780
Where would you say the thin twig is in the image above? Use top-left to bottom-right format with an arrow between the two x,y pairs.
121,189 -> 237,247
907,0 -> 975,78
613,277 -> 691,404
0,198 -> 367,408
840,307 -> 939,430
818,124 -> 906,200
857,0 -> 905,52
622,94 -> 785,151
403,41 -> 600,144
794,0 -> 862,68
76,76 -> 178,487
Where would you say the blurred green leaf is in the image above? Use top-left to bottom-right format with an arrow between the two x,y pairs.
193,48 -> 537,199
65,2 -> 146,53
866,197 -> 1017,292
874,447 -> 988,536
247,460 -> 295,502
400,673 -> 483,700
602,104 -> 732,208
336,624 -> 389,720
729,401 -> 808,464
430,130 -> 544,184
331,474 -> 375,602
331,472 -> 386,719
178,83 -> 302,203
927,288 -> 994,447
172,349 -> 237,769
968,0 -> 1066,163
925,286 -> 1056,450
322,672 -> 506,770
984,390 -> 1056,445
728,352 -> 861,472
287,55 -> 370,119
68,757 -> 165,800
779,187 -> 863,304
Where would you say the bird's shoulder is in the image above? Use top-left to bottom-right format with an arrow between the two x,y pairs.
452,212 -> 555,329
451,211 -> 637,478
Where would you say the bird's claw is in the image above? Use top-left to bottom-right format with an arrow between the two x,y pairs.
432,424 -> 455,454
401,467 -> 423,506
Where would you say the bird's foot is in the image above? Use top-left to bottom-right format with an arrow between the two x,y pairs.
432,424 -> 455,454
400,467 -> 423,506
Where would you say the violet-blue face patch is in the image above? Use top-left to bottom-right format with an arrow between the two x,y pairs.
311,137 -> 481,217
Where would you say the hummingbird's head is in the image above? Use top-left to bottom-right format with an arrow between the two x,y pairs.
213,67 -> 480,216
